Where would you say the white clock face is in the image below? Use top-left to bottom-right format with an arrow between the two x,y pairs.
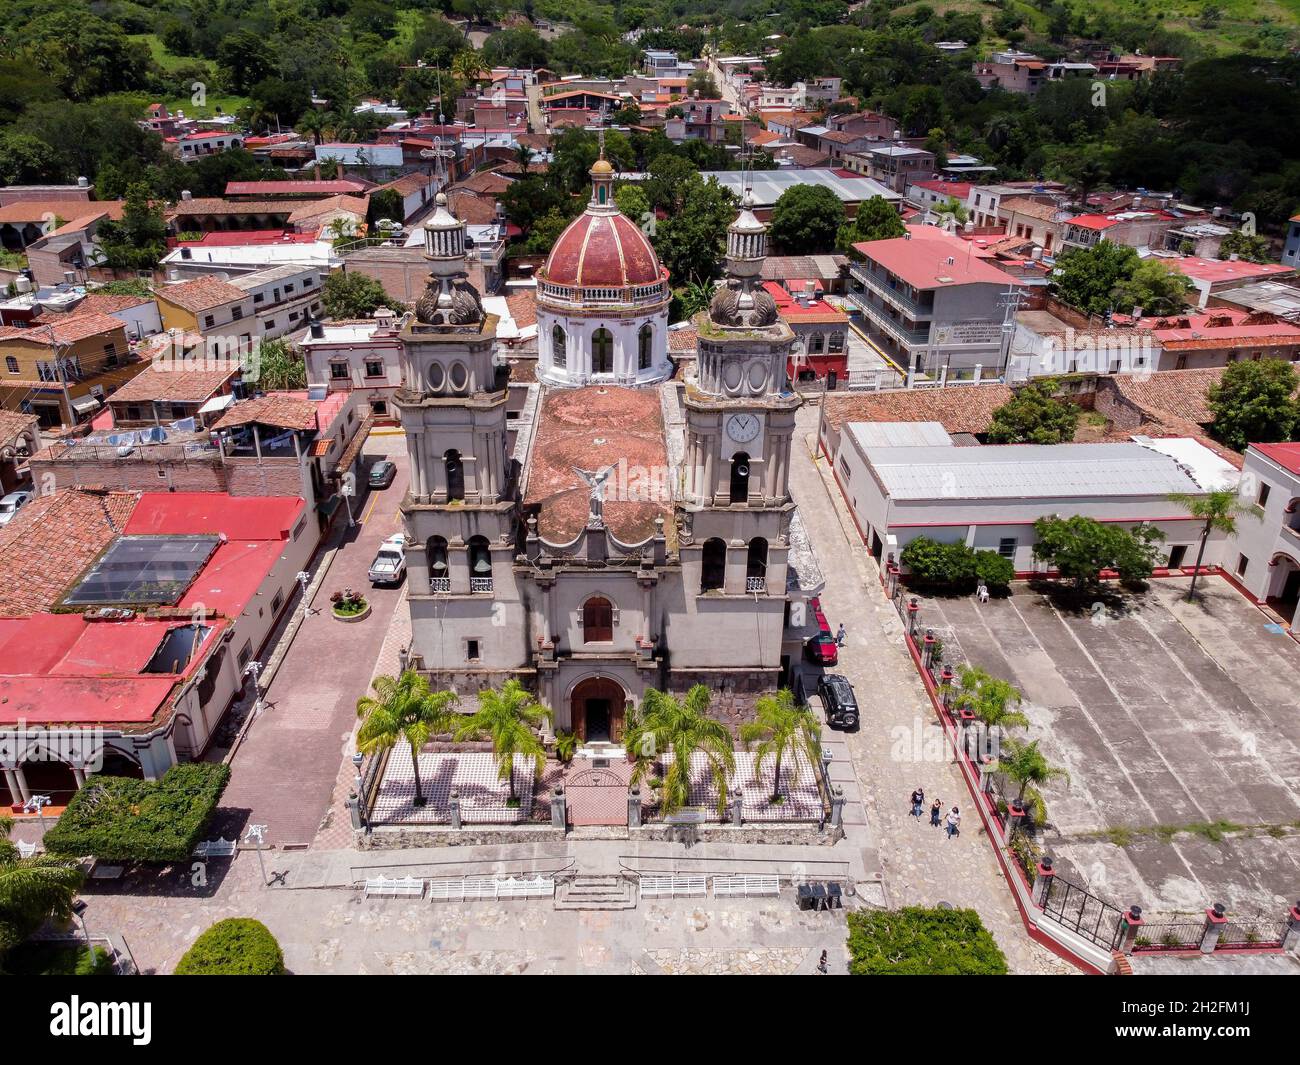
726,413 -> 761,443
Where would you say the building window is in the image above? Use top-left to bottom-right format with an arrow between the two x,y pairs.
828,331 -> 845,353
468,535 -> 492,591
839,457 -> 851,480
330,362 -> 349,380
701,537 -> 726,592
1258,483 -> 1271,508
582,597 -> 613,641
292,516 -> 307,539
371,400 -> 387,416
746,538 -> 768,591
271,588 -> 285,613
203,315 -> 215,328
444,449 -> 464,501
730,451 -> 750,504
591,328 -> 613,374
808,333 -> 825,354
231,306 -> 243,321
264,319 -> 275,330
238,640 -> 253,668
4,357 -> 16,374
1237,554 -> 1249,576
998,537 -> 1017,559
638,323 -> 653,370
552,324 -> 566,369
365,360 -> 384,378
466,639 -> 480,662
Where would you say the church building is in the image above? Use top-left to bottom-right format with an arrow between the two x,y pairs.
394,158 -> 824,742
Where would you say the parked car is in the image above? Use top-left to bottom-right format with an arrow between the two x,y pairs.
804,631 -> 839,666
0,490 -> 33,527
368,460 -> 396,489
816,674 -> 859,730
368,533 -> 407,585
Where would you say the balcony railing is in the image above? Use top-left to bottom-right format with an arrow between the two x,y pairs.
745,576 -> 767,593
430,577 -> 451,593
470,577 -> 493,594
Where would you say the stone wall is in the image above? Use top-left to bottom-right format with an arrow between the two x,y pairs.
357,824 -> 566,849
630,822 -> 842,846
33,455 -> 304,497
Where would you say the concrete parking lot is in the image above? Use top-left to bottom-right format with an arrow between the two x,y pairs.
921,576 -> 1300,918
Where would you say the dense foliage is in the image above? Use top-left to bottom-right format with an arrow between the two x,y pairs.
768,184 -> 844,255
1207,360 -> 1300,452
0,816 -> 84,958
174,918 -> 286,975
1032,515 -> 1163,588
847,907 -> 1008,975
988,382 -> 1079,445
321,271 -> 404,318
900,536 -> 1015,591
43,764 -> 231,864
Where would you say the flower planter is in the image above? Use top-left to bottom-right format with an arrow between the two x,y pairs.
332,600 -> 372,623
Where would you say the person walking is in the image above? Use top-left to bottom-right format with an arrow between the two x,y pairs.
945,806 -> 961,840
910,786 -> 925,818
930,798 -> 943,827
817,950 -> 828,974
836,622 -> 846,647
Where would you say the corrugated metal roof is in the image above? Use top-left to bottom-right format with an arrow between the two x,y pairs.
702,170 -> 899,209
865,442 -> 1204,501
848,420 -> 953,449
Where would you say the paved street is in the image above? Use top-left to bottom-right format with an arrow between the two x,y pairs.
211,433 -> 411,848
786,404 -> 1072,974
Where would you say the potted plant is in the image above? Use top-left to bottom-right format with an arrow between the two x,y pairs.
554,730 -> 579,764
331,587 -> 371,621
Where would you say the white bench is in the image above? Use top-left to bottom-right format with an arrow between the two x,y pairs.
16,840 -> 38,858
427,876 -> 556,902
363,875 -> 425,898
192,838 -> 237,859
713,874 -> 781,898
639,875 -> 707,899
495,876 -> 554,899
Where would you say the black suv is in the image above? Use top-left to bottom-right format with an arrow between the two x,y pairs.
816,674 -> 859,730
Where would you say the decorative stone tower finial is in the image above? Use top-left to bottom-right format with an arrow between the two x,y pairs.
415,193 -> 483,327
710,188 -> 778,328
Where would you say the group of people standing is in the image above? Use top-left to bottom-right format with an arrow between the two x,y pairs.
910,787 -> 960,838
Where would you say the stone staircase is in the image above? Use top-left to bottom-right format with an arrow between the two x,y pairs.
554,874 -> 637,911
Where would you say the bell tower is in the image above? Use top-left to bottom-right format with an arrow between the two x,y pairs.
396,194 -> 525,677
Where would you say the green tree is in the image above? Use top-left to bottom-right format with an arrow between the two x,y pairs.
988,382 -> 1078,445
953,667 -> 1028,732
768,184 -> 845,255
174,918 -> 285,975
1207,360 -> 1300,451
643,154 -> 698,214
847,907 -> 1007,975
739,689 -> 821,803
368,188 -> 404,227
997,737 -> 1070,811
1167,489 -> 1261,601
251,339 -> 307,390
356,671 -> 460,807
1052,241 -> 1141,317
0,816 -> 84,959
653,176 -> 736,287
95,183 -> 167,271
1111,259 -> 1194,316
322,271 -> 403,318
838,195 -> 905,253
217,30 -> 276,96
1216,230 -> 1272,263
624,685 -> 735,817
454,680 -> 551,804
900,537 -> 977,587
615,184 -> 650,227
1032,515 -> 1164,591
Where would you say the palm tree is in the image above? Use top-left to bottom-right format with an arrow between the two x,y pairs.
296,109 -> 327,146
356,670 -> 460,807
0,816 -> 84,956
997,738 -> 1069,818
452,49 -> 484,87
625,685 -> 735,817
1168,489 -> 1261,602
955,666 -> 1028,732
739,689 -> 821,803
514,143 -> 534,174
454,680 -> 551,803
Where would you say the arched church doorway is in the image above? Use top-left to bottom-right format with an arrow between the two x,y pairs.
570,676 -> 626,743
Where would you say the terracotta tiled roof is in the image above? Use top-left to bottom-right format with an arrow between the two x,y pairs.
668,325 -> 698,353
541,211 -> 664,288
211,394 -> 318,431
823,384 -> 1014,436
0,200 -> 121,225
1109,368 -> 1224,426
0,489 -> 140,616
72,293 -> 152,315
445,190 -> 500,226
166,198 -> 301,218
452,171 -> 513,196
106,362 -> 239,405
155,277 -> 246,314
1000,197 -> 1062,222
226,180 -> 368,197
0,410 -> 37,450
380,172 -> 433,197
287,194 -> 369,224
0,313 -> 126,345
504,290 -> 536,329
525,386 -> 669,543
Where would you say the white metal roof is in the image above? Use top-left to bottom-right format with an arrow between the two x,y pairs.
848,420 -> 953,449
864,441 -> 1205,501
702,169 -> 899,208
1132,436 -> 1240,491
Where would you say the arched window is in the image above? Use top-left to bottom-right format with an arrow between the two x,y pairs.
468,535 -> 492,591
808,333 -> 826,354
592,328 -> 613,374
746,538 -> 768,592
638,323 -> 653,370
701,538 -> 727,593
444,449 -> 464,502
427,536 -> 449,590
582,596 -> 613,641
828,331 -> 845,353
552,324 -> 566,369
730,451 -> 750,505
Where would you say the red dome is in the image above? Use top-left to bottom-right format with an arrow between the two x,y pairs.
541,211 -> 665,288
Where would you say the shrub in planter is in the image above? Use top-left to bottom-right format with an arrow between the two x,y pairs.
900,537 -> 976,588
974,550 -> 1014,589
847,906 -> 1008,975
174,918 -> 286,975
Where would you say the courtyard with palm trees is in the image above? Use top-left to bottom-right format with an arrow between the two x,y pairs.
914,573 -> 1300,921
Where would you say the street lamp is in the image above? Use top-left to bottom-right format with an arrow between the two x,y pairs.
71,898 -> 93,958
243,661 -> 264,717
244,823 -> 270,886
295,570 -> 315,617
24,793 -> 51,830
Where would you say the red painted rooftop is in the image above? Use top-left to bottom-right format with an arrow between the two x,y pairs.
1165,256 -> 1294,285
855,226 -> 1024,289
541,210 -> 666,289
1254,442 -> 1300,477
124,493 -> 304,540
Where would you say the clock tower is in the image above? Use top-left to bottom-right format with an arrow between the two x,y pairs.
678,188 -> 801,609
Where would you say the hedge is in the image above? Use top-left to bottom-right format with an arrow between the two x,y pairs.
900,536 -> 1015,591
43,763 -> 230,864
847,906 -> 1008,975
174,918 -> 285,975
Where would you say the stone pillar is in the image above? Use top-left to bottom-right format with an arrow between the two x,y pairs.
921,629 -> 936,671
1118,905 -> 1144,954
830,785 -> 845,829
347,791 -> 363,830
2,765 -> 25,805
627,787 -> 641,828
71,765 -> 86,788
1032,857 -> 1055,908
1283,901 -> 1300,954
550,784 -> 566,829
1004,802 -> 1026,844
731,789 -> 744,827
702,439 -> 715,504
449,788 -> 463,830
906,597 -> 920,637
1200,903 -> 1228,954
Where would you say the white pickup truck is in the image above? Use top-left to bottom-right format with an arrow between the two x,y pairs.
368,534 -> 407,586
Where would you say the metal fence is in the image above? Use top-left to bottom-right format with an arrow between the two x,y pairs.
1219,918 -> 1288,950
1134,920 -> 1203,952
1040,874 -> 1126,951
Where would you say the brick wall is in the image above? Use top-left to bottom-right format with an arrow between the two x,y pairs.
32,455 -> 305,497
1092,378 -> 1151,432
